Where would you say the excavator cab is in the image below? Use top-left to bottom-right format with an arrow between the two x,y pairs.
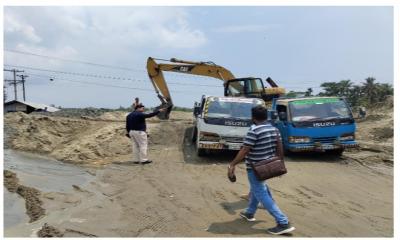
224,77 -> 266,98
224,77 -> 285,102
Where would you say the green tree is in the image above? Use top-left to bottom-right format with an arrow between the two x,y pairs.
337,80 -> 352,96
319,77 -> 393,108
362,77 -> 378,105
320,82 -> 340,96
285,91 -> 299,98
347,85 -> 363,107
376,83 -> 393,102
305,88 -> 313,97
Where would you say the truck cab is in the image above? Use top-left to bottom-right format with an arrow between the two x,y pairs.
270,97 -> 358,155
192,96 -> 264,156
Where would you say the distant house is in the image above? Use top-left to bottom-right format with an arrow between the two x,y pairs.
4,100 -> 60,114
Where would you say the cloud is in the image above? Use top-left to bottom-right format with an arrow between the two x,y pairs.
4,11 -> 42,43
4,7 -> 208,67
4,7 -> 206,49
213,24 -> 279,33
3,7 -> 209,107
84,7 -> 207,49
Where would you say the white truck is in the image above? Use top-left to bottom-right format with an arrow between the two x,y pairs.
191,95 -> 265,156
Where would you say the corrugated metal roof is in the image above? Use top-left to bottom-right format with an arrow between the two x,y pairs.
5,100 -> 60,112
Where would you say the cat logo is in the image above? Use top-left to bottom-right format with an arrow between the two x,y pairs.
179,66 -> 189,72
171,65 -> 195,73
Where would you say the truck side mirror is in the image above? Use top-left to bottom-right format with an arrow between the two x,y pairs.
193,102 -> 201,117
278,112 -> 287,121
268,110 -> 278,121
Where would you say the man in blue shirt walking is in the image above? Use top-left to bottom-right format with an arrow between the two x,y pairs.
126,103 -> 165,164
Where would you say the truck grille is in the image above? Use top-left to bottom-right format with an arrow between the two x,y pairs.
312,137 -> 338,143
222,136 -> 244,143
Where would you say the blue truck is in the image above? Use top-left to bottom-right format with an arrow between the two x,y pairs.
269,97 -> 358,155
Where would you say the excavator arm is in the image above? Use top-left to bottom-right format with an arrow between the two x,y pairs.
146,57 -> 286,119
146,57 -> 236,119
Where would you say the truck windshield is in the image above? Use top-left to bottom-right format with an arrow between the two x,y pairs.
289,98 -> 352,122
206,100 -> 261,119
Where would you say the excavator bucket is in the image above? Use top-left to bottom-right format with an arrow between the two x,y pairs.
154,94 -> 173,120
155,103 -> 173,120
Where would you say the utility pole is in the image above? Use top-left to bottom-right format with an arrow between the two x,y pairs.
4,69 -> 24,101
17,74 -> 28,101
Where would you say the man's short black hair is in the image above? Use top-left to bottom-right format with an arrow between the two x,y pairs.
251,105 -> 267,121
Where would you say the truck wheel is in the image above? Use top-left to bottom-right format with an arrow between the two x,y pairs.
191,127 -> 197,143
328,148 -> 344,156
197,148 -> 206,157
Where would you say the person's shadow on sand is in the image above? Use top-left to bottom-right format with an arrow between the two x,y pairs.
215,200 -> 294,236
206,218 -> 294,236
206,218 -> 266,235
220,199 -> 248,215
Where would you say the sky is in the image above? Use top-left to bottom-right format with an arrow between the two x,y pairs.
3,6 -> 394,108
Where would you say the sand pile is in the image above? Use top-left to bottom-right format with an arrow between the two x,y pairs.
4,112 -> 131,165
4,111 -> 193,166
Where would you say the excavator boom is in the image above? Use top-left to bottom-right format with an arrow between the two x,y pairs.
147,57 -> 235,119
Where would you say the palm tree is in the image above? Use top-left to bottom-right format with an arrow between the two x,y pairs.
320,82 -> 340,96
348,85 -> 363,106
305,88 -> 313,97
376,83 -> 393,102
362,77 -> 378,105
337,80 -> 353,96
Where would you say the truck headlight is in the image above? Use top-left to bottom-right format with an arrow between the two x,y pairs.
288,136 -> 311,143
199,131 -> 220,141
340,134 -> 355,141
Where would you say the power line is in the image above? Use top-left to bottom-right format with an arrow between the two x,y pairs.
7,64 -> 323,91
4,49 -> 334,88
4,64 -> 145,82
4,64 -> 223,87
27,73 -> 220,95
6,64 -> 320,88
26,73 -> 155,92
5,49 -> 300,84
5,49 -> 144,72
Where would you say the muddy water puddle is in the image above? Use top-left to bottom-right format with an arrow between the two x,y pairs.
3,149 -> 95,229
4,190 -> 29,228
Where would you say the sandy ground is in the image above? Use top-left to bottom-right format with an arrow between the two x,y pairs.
3,108 -> 393,237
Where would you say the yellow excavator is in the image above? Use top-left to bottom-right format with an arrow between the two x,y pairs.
146,57 -> 285,119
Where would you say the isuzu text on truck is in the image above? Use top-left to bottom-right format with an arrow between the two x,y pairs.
270,97 -> 358,155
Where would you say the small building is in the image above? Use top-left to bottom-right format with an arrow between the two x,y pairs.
4,100 -> 60,114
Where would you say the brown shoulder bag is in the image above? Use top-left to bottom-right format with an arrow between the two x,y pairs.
250,129 -> 287,181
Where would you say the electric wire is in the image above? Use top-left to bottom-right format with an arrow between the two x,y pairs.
4,64 -> 223,87
5,49 -> 143,72
5,64 -> 322,89
4,49 -> 324,86
25,73 -> 220,95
